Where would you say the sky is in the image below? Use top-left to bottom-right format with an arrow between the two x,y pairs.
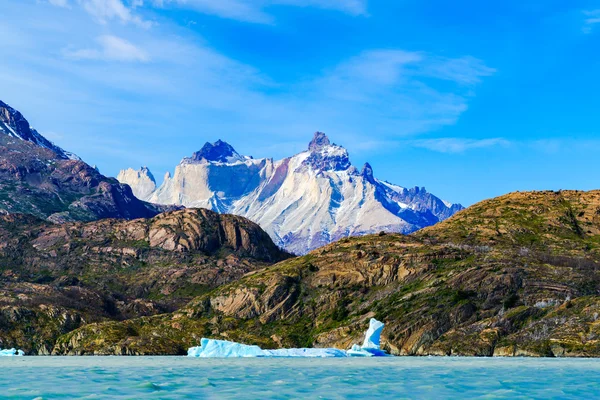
1,0 -> 600,206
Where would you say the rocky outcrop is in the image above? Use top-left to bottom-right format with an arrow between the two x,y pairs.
0,208 -> 289,354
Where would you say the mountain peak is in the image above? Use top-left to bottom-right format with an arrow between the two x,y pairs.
361,162 -> 375,182
302,132 -> 351,171
0,100 -> 77,160
308,132 -> 331,152
191,139 -> 243,163
139,166 -> 156,184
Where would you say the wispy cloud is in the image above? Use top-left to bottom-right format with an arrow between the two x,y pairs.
312,49 -> 495,137
46,0 -> 367,25
148,0 -> 367,24
272,0 -> 367,16
583,9 -> 600,33
410,138 -> 510,153
64,35 -> 150,62
423,56 -> 496,85
46,0 -> 152,27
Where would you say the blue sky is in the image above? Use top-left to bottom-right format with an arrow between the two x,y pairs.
1,0 -> 599,205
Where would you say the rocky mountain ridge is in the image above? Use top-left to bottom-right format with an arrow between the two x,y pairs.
119,132 -> 463,254
0,100 -> 173,222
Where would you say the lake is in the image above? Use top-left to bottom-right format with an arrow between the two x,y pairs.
0,357 -> 596,399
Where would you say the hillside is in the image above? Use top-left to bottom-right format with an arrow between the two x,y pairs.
0,209 -> 289,354
48,190 -> 600,356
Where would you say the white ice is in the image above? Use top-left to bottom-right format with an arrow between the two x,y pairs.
0,348 -> 24,356
187,318 -> 388,358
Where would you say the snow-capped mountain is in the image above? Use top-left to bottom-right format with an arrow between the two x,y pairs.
0,100 -> 79,160
119,132 -> 463,254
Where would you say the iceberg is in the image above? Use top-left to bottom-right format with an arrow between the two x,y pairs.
0,348 -> 24,356
188,318 -> 389,358
187,338 -> 264,358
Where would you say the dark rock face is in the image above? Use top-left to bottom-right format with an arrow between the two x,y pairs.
361,162 -> 375,183
0,100 -> 172,222
191,140 -> 242,163
308,131 -> 331,152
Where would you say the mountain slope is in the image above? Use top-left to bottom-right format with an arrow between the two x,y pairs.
52,190 -> 600,357
0,208 -> 289,354
119,132 -> 462,254
0,100 -> 172,222
0,100 -> 77,160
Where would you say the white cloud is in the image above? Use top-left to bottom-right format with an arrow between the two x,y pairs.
423,56 -> 496,85
272,0 -> 367,16
73,0 -> 152,27
46,0 -> 367,25
410,138 -> 510,153
169,0 -> 273,24
65,35 -> 150,62
312,49 -> 495,136
151,0 -> 367,23
583,10 -> 600,33
46,0 -> 151,26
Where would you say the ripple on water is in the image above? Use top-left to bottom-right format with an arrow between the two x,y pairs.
1,357 -> 600,399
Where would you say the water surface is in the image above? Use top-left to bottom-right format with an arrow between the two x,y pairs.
0,357 -> 596,399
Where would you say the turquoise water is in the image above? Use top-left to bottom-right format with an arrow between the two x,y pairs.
0,357 -> 597,399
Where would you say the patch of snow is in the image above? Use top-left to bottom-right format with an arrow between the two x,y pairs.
379,180 -> 405,193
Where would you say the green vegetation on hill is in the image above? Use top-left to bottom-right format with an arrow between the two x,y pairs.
3,190 -> 600,356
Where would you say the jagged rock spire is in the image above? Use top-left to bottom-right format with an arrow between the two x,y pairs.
191,139 -> 242,163
361,162 -> 375,183
308,132 -> 331,152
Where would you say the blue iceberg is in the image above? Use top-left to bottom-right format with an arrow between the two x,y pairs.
188,318 -> 389,358
0,348 -> 24,356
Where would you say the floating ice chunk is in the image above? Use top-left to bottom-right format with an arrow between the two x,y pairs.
0,348 -> 24,356
187,338 -> 264,358
361,318 -> 385,350
188,318 -> 389,358
346,318 -> 388,357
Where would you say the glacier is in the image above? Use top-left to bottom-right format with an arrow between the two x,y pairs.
119,132 -> 463,254
0,348 -> 24,356
187,318 -> 388,358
